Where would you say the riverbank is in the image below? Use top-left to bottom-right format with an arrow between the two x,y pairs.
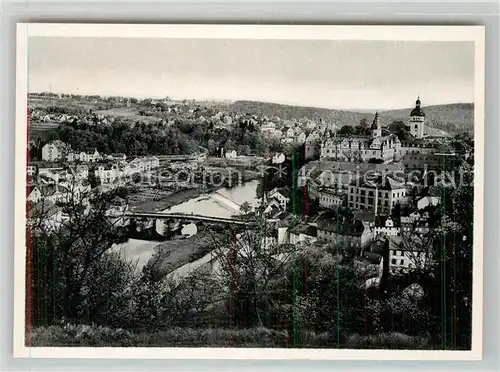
148,230 -> 225,277
130,187 -> 211,213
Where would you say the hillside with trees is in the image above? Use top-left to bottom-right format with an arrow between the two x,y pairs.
230,100 -> 474,134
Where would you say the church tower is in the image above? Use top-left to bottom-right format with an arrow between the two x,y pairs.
409,96 -> 425,139
371,112 -> 381,138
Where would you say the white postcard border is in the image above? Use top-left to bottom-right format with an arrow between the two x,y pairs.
14,23 -> 485,360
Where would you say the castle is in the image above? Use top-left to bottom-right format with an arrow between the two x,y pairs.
320,96 -> 426,164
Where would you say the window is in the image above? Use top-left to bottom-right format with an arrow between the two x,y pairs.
400,259 -> 404,265
391,259 -> 397,265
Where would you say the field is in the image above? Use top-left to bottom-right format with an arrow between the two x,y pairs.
129,188 -> 203,212
94,105 -> 161,123
29,97 -> 101,111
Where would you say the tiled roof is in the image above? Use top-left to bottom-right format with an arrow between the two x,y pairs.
317,217 -> 365,236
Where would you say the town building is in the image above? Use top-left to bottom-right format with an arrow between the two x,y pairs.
268,187 -> 291,211
373,215 -> 401,236
27,165 -> 37,176
297,160 -> 405,194
304,131 -> 321,160
320,113 -> 401,163
27,186 -> 43,204
106,153 -> 127,161
272,153 -> 286,165
41,140 -> 69,162
386,235 -> 430,274
28,199 -> 68,231
316,216 -> 372,250
408,97 -> 425,139
348,174 -> 408,214
318,188 -> 345,210
225,150 -> 238,159
289,224 -> 318,245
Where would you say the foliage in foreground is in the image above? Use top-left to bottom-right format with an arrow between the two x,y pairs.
28,323 -> 430,349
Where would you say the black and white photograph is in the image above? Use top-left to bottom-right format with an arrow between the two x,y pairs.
14,24 -> 484,360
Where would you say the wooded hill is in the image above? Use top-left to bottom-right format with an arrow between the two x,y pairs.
230,100 -> 474,134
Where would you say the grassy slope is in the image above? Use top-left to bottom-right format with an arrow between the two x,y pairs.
29,324 -> 431,349
149,231 -> 221,276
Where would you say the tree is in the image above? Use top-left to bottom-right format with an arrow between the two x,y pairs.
239,201 -> 252,215
338,125 -> 354,136
207,210 -> 293,329
360,118 -> 368,135
28,185 -> 130,326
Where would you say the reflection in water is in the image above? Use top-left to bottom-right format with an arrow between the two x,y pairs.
115,180 -> 260,272
163,180 -> 260,218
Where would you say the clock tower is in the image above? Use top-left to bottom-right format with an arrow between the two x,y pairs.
409,96 -> 425,139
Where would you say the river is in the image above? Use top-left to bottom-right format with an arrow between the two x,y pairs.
161,179 -> 260,218
112,180 -> 260,270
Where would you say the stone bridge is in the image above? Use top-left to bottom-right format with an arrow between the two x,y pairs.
122,211 -> 252,226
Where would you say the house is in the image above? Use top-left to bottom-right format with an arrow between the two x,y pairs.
28,199 -> 68,231
27,186 -> 43,204
95,165 -> 123,185
106,153 -> 127,161
296,132 -> 307,144
348,174 -> 408,214
89,149 -> 102,162
320,113 -> 401,163
272,153 -> 286,165
386,235 -> 430,275
296,160 -> 405,193
373,215 -> 401,236
269,187 -> 291,211
41,140 -> 69,162
40,184 -> 71,203
318,188 -> 345,210
289,224 -> 317,245
147,156 -> 160,169
225,150 -> 238,159
106,196 -> 129,217
306,120 -> 317,130
317,216 -> 373,250
417,196 -> 440,210
38,167 -> 66,183
27,165 -> 37,176
264,199 -> 282,215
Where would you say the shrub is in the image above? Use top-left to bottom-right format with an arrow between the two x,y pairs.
344,332 -> 429,350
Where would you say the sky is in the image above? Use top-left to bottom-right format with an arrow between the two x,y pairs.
28,37 -> 475,110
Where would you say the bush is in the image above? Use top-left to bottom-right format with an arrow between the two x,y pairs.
28,324 -> 290,348
344,332 -> 429,350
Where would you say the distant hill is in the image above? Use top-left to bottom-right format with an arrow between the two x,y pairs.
380,103 -> 474,134
230,100 -> 474,134
230,100 -> 369,125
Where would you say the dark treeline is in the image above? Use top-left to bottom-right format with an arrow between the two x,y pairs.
30,116 -> 273,159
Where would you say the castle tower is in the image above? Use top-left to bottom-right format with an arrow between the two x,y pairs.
409,96 -> 425,139
371,112 -> 382,138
